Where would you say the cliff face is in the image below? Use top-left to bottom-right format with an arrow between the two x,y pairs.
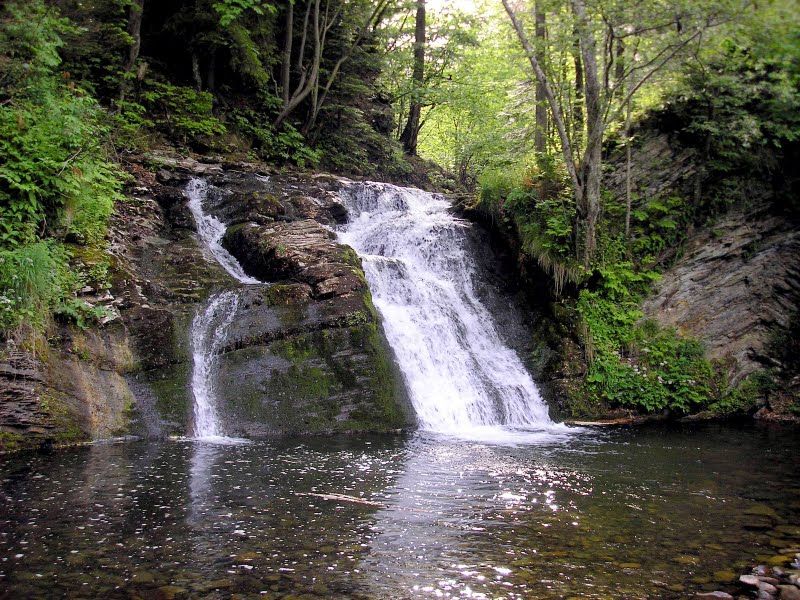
643,209 -> 800,385
0,155 -> 411,452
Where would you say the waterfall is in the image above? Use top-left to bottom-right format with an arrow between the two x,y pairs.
185,177 -> 265,440
186,178 -> 261,285
190,291 -> 239,438
338,182 -> 558,440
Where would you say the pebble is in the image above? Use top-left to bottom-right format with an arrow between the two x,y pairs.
742,575 -> 761,587
695,592 -> 734,599
778,585 -> 800,600
760,582 -> 779,594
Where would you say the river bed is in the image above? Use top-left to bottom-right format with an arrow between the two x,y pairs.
1,423 -> 798,599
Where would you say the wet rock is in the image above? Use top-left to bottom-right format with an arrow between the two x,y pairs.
778,585 -> 800,600
742,575 -> 762,587
156,585 -> 188,599
747,505 -> 781,519
222,220 -> 363,301
695,592 -> 734,600
761,582 -> 780,594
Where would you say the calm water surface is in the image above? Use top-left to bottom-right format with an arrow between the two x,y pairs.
1,424 -> 799,599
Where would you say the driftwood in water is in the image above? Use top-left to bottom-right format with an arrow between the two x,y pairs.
295,492 -> 385,508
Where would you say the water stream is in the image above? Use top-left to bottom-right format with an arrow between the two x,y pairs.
185,178 -> 264,440
338,182 -> 561,441
189,291 -> 239,438
186,178 -> 261,285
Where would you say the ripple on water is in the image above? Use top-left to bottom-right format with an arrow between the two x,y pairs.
0,424 -> 798,599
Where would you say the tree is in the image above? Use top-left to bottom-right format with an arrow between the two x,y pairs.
274,0 -> 391,131
533,2 -> 547,155
118,0 -> 145,104
399,0 -> 425,154
502,0 -> 726,264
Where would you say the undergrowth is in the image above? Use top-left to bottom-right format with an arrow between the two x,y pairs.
0,1 -> 123,339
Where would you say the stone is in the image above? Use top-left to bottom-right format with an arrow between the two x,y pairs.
131,571 -> 156,584
760,582 -> 779,594
742,575 -> 762,587
156,586 -> 188,600
746,505 -> 781,519
778,585 -> 800,600
695,592 -> 734,599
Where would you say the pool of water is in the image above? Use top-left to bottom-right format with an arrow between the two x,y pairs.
1,424 -> 799,599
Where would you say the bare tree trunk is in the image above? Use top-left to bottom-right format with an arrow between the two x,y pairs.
281,2 -> 294,106
305,0 -> 390,133
572,0 -> 603,265
572,29 -> 584,145
624,98 -> 633,239
118,0 -> 144,105
501,0 -> 581,202
207,49 -> 216,92
274,0 -> 322,129
534,3 -> 547,155
400,0 -> 426,155
191,52 -> 202,90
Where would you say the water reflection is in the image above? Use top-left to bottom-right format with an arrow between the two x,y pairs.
0,425 -> 798,599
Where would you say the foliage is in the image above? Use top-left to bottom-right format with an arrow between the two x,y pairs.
708,371 -> 776,416
0,0 -> 122,336
663,5 -> 800,213
232,107 -> 321,167
213,0 -> 277,28
477,158 -> 582,293
141,82 -> 226,144
0,242 -> 65,332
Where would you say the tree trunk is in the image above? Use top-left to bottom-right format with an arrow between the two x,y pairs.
400,0 -> 426,155
581,140 -> 602,263
191,53 -> 202,90
624,98 -> 633,239
274,0 -> 322,129
534,3 -> 547,155
501,0 -> 581,203
281,2 -> 294,106
118,0 -> 144,105
207,49 -> 216,92
572,0 -> 603,265
572,30 -> 584,144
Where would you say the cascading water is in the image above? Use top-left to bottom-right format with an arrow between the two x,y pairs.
185,177 -> 265,440
186,178 -> 261,285
338,182 -> 561,440
190,291 -> 239,438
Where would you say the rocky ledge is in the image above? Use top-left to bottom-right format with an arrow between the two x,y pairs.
0,154 -> 412,451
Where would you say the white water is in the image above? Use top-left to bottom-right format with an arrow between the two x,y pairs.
338,182 -> 563,441
190,291 -> 239,439
186,178 -> 261,285
185,178 -> 266,442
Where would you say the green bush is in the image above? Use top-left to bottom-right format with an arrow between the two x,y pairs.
233,107 -> 321,167
478,158 -> 582,293
0,0 -> 123,336
141,81 -> 226,144
0,242 -> 65,332
576,252 -> 717,414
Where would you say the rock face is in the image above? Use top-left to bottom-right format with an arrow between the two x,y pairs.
0,154 -> 411,451
643,209 -> 800,384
